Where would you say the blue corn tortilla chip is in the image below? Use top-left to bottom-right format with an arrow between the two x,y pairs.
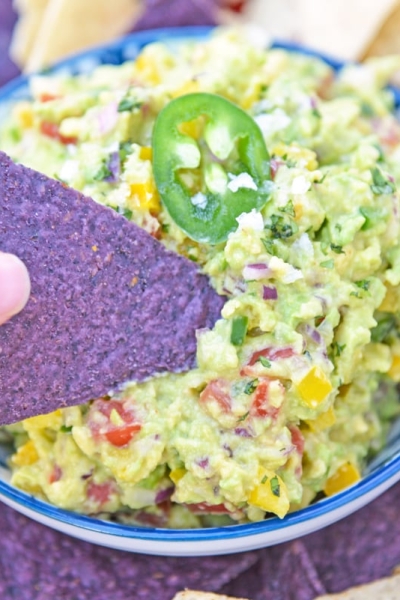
0,151 -> 225,425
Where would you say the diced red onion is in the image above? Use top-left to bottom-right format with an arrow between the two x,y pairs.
155,486 -> 174,504
299,323 -> 322,345
262,285 -> 278,300
234,427 -> 252,438
243,263 -> 270,281
98,102 -> 118,135
196,457 -> 209,469
105,151 -> 121,183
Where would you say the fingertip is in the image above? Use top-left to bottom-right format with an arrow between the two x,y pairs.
0,252 -> 31,325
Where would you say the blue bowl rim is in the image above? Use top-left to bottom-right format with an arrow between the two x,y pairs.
1,25 -> 400,544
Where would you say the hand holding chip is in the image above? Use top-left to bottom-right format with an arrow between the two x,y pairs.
0,252 -> 30,325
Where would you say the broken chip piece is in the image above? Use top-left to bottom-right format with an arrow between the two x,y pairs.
0,151 -> 225,425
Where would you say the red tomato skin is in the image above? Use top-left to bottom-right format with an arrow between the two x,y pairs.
200,379 -> 231,412
250,378 -> 280,420
40,121 -> 77,145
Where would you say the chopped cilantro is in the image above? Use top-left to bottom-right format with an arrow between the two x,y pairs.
258,356 -> 271,368
355,279 -> 370,292
311,107 -> 321,118
332,342 -> 346,357
60,425 -> 73,433
279,200 -> 295,217
244,379 -> 259,395
237,411 -> 250,423
261,475 -> 268,484
320,259 -> 334,269
360,102 -> 374,117
371,315 -> 396,343
330,244 -> 344,254
262,238 -> 276,255
93,163 -> 112,181
119,141 -> 133,162
370,167 -> 396,195
123,208 -> 133,220
359,206 -> 387,230
230,316 -> 248,346
265,214 -> 298,239
270,476 -> 280,497
161,223 -> 170,233
118,97 -> 143,112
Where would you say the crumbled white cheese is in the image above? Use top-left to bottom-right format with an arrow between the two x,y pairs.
58,159 -> 79,182
269,256 -> 304,284
282,265 -> 304,283
236,208 -> 264,231
291,175 -> 311,195
292,233 -> 314,258
254,108 -> 291,137
227,172 -> 257,193
191,192 -> 208,209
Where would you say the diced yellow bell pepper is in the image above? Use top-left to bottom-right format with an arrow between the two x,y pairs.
296,366 -> 333,408
324,462 -> 361,496
135,53 -> 161,85
171,80 -> 200,98
271,142 -> 318,171
139,146 -> 152,161
379,283 -> 400,313
240,82 -> 262,110
178,118 -> 203,140
11,440 -> 39,467
248,468 -> 290,519
388,355 -> 400,381
24,409 -> 63,430
13,101 -> 34,128
170,468 -> 186,484
306,406 -> 336,432
129,181 -> 160,212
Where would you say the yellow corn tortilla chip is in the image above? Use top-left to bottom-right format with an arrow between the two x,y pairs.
25,0 -> 144,72
10,0 -> 50,67
243,0 -> 398,61
315,573 -> 400,599
362,1 -> 400,58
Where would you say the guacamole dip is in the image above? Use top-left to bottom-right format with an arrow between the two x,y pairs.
2,29 -> 400,528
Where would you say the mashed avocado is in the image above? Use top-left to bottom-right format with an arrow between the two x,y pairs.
2,29 -> 400,527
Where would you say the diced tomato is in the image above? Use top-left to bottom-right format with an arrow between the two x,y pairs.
248,346 -> 295,366
270,157 -> 284,180
186,502 -> 231,515
89,398 -> 141,447
87,480 -> 115,506
48,464 -> 62,484
133,501 -> 171,527
40,121 -> 77,145
289,425 -> 305,456
105,423 -> 142,447
39,93 -> 61,102
200,379 -> 231,412
224,0 -> 247,12
242,346 -> 295,374
250,378 -> 280,420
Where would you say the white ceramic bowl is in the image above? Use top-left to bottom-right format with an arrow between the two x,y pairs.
1,26 -> 400,557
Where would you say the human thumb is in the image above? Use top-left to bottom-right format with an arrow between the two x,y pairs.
0,252 -> 31,325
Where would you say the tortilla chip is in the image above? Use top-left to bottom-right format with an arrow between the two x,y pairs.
172,592 -> 250,600
243,0 -> 398,61
315,573 -> 400,599
0,151 -> 225,425
9,0 -> 50,67
25,0 -> 144,72
362,2 -> 400,58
